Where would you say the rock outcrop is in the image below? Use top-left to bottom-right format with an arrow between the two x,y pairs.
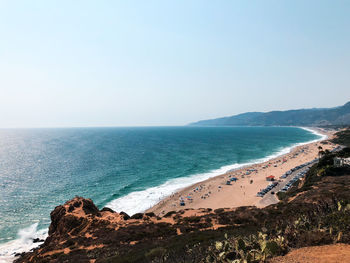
14,197 -> 228,262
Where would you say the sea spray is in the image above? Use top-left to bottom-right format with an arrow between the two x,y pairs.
0,223 -> 48,263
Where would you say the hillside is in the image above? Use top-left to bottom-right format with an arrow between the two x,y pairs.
15,130 -> 350,263
190,101 -> 350,126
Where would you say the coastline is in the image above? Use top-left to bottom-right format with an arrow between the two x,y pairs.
147,127 -> 336,216
12,132 -> 350,262
107,127 -> 329,216
0,127 -> 336,262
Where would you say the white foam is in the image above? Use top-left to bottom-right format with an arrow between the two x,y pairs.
299,127 -> 328,142
106,162 -> 253,215
107,127 -> 324,215
0,224 -> 48,263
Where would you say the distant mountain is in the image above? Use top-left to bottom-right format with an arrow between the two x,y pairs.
190,101 -> 350,127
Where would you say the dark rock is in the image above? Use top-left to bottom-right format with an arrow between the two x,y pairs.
120,211 -> 130,220
101,207 -> 115,213
130,213 -> 144,219
164,211 -> 176,217
214,208 -> 225,214
68,204 -> 74,212
63,215 -> 86,235
82,199 -> 100,215
49,205 -> 67,235
32,238 -> 44,243
145,212 -> 156,217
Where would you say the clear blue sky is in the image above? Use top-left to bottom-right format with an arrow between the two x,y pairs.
0,0 -> 349,127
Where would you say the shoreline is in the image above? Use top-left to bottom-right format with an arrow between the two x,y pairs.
0,127 -> 336,262
147,127 -> 336,216
107,127 -> 329,216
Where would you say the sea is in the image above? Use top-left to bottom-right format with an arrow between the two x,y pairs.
0,126 -> 324,262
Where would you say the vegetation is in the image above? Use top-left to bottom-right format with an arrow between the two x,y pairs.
331,127 -> 350,147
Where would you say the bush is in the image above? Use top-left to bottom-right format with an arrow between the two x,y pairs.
276,191 -> 287,201
145,247 -> 167,260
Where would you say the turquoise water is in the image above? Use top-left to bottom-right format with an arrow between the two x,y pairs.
0,126 -> 320,255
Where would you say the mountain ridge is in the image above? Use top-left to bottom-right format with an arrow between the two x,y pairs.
190,101 -> 350,126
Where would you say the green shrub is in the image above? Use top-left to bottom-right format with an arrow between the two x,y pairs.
145,247 -> 167,260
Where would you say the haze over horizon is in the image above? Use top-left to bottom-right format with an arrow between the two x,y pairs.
1,1 -> 350,128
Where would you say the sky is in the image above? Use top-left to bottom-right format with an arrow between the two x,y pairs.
0,0 -> 349,127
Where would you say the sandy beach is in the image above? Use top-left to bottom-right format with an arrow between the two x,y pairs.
147,128 -> 338,216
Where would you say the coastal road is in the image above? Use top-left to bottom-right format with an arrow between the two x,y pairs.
258,163 -> 314,207
260,146 -> 344,206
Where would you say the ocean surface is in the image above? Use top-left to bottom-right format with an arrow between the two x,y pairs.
0,126 -> 322,261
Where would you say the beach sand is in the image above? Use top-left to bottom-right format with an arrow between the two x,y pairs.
147,129 -> 338,216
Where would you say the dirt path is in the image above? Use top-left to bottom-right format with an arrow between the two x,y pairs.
270,244 -> 350,263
